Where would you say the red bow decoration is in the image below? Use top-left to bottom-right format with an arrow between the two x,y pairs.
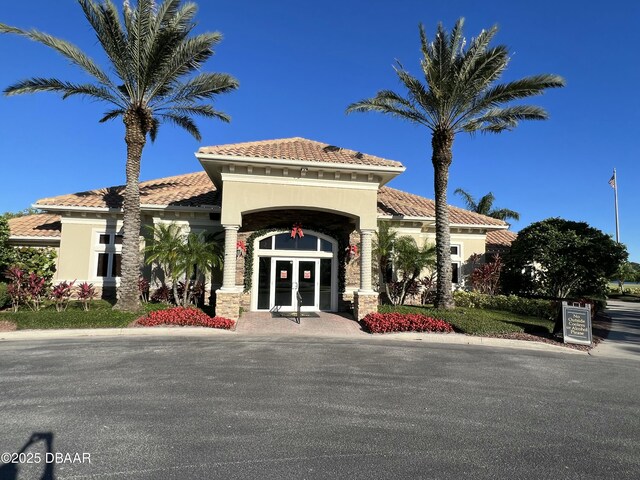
291,223 -> 304,238
346,244 -> 359,261
236,240 -> 246,257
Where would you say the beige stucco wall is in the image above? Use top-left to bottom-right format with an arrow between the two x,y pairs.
57,219 -> 112,281
379,224 -> 489,285
220,180 -> 379,230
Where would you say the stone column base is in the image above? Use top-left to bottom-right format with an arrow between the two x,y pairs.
215,290 -> 242,321
354,291 -> 378,321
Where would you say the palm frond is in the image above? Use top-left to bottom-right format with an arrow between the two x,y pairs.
462,105 -> 549,133
453,188 -> 477,211
470,74 -> 565,114
160,113 -> 201,140
162,104 -> 230,122
448,18 -> 465,59
153,72 -> 239,107
0,22 -> 114,90
99,108 -> 125,122
476,193 -> 495,215
346,91 -> 431,127
489,208 -> 520,221
393,67 -> 438,126
145,32 -> 222,101
4,78 -> 121,105
78,0 -> 132,102
149,116 -> 160,142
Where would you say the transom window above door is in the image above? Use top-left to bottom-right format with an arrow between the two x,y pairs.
258,233 -> 333,252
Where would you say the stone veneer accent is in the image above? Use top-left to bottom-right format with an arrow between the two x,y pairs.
353,291 -> 378,320
215,291 -> 242,321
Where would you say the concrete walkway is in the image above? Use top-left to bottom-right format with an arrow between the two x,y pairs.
235,311 -> 366,336
590,299 -> 640,361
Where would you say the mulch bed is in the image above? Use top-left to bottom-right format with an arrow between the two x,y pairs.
482,313 -> 611,351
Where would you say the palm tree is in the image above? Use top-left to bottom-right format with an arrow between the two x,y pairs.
177,232 -> 223,306
347,18 -> 564,309
373,221 -> 398,285
144,223 -> 184,303
0,0 -> 238,311
391,236 -> 436,305
454,188 -> 520,221
145,223 -> 223,306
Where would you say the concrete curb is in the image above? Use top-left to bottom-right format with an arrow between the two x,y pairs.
0,327 -> 586,354
0,326 -> 235,341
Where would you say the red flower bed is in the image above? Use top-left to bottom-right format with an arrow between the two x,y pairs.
135,307 -> 235,330
361,312 -> 453,334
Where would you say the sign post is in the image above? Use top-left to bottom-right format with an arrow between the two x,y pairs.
562,302 -> 592,345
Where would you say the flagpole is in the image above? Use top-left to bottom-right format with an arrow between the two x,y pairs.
613,168 -> 620,243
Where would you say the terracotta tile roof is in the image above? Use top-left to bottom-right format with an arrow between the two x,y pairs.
35,171 -> 219,209
8,214 -> 61,238
198,137 -> 404,168
31,170 -> 505,229
486,229 -> 517,248
377,186 -> 508,226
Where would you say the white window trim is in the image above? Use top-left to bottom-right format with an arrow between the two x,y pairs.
251,230 -> 339,312
91,230 -> 123,284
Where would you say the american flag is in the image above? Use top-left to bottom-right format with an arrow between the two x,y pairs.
608,173 -> 616,189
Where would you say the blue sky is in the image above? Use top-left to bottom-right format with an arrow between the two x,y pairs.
1,1 -> 638,261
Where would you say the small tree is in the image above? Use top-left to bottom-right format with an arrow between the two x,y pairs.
145,223 -> 184,304
503,218 -> 627,298
145,223 -> 222,306
390,237 -> 436,305
373,221 -> 397,286
176,232 -> 223,306
614,262 -> 637,293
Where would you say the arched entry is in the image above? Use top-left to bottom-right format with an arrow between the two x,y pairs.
251,230 -> 338,312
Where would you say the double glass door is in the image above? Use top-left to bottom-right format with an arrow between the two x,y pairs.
272,258 -> 318,311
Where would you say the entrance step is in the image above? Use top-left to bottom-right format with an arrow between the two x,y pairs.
236,311 -> 365,336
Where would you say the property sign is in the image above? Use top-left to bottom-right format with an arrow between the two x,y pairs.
562,302 -> 592,345
280,270 -> 288,279
304,270 -> 311,279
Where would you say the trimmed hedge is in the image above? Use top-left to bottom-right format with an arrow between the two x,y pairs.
135,306 -> 234,329
453,291 -> 556,319
361,312 -> 453,334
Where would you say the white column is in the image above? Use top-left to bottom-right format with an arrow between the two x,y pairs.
359,229 -> 375,293
221,224 -> 240,291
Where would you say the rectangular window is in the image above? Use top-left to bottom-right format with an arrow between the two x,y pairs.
97,253 -> 109,277
451,263 -> 460,284
112,254 -> 122,277
450,245 -> 460,256
95,232 -> 122,279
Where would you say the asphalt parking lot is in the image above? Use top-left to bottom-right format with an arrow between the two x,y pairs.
1,335 -> 638,479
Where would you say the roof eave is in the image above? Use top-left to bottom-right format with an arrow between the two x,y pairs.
33,204 -> 220,214
377,214 -> 508,229
196,152 -> 405,188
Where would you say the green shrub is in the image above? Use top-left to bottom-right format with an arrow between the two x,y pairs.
453,291 -> 556,320
12,247 -> 57,283
0,282 -> 8,308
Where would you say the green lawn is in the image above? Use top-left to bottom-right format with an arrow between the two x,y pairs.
378,304 -> 555,336
1,300 -> 169,330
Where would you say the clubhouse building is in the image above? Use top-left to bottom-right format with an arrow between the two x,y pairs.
8,137 -> 515,320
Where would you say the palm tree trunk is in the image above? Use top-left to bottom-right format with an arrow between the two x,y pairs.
432,129 -> 455,309
114,110 -> 146,312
